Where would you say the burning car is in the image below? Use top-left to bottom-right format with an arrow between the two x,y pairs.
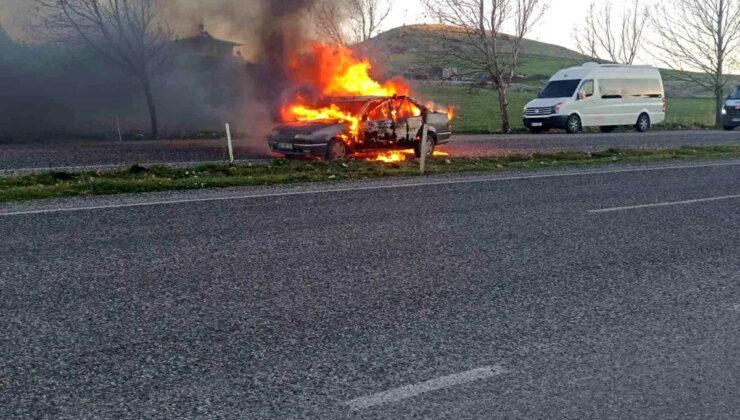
268,95 -> 452,160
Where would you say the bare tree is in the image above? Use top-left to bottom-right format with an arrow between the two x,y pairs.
312,0 -> 350,45
573,0 -> 648,65
33,0 -> 172,138
651,0 -> 740,125
423,0 -> 548,133
347,0 -> 392,43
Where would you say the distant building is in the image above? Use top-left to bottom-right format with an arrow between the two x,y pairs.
175,24 -> 242,60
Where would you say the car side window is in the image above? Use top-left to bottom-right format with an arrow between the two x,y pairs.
367,100 -> 390,121
579,80 -> 594,100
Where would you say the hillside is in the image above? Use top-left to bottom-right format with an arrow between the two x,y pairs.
357,24 -> 737,99
357,24 -> 591,89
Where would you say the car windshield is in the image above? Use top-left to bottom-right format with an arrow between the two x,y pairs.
730,87 -> 740,100
331,100 -> 372,115
539,80 -> 582,98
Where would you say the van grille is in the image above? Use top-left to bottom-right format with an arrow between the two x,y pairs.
524,107 -> 554,116
726,106 -> 740,117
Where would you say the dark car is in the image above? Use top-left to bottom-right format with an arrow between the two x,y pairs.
722,85 -> 740,131
268,96 -> 452,160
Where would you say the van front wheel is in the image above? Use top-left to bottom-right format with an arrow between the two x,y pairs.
635,113 -> 651,133
566,115 -> 582,134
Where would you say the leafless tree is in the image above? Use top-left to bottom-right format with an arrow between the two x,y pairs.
33,0 -> 172,138
573,0 -> 648,65
347,0 -> 392,43
312,0 -> 350,45
651,0 -> 740,125
423,0 -> 548,133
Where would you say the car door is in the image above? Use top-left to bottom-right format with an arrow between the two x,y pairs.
361,99 -> 394,146
392,98 -> 424,143
575,80 -> 597,126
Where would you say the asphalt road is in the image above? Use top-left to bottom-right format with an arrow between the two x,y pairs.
1,161 -> 739,418
0,130 -> 737,172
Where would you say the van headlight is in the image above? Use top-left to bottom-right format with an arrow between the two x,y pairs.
721,107 -> 728,115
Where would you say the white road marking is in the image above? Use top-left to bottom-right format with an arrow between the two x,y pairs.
344,365 -> 506,410
588,194 -> 740,214
1,161 -> 738,217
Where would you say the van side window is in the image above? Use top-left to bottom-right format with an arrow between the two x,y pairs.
600,79 -> 663,99
600,80 -> 623,99
580,80 -> 594,99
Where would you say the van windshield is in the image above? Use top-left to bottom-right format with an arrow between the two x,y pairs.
730,87 -> 740,100
539,80 -> 582,98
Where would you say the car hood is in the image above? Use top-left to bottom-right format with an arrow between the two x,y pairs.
726,99 -> 740,107
272,120 -> 346,136
525,98 -> 571,108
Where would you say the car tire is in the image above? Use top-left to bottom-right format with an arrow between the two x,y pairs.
724,125 -> 735,131
566,114 -> 582,134
635,113 -> 651,133
599,126 -> 617,133
325,138 -> 349,161
414,131 -> 436,158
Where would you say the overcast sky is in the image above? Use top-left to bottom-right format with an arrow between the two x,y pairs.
387,0 -> 661,61
0,0 -> 661,64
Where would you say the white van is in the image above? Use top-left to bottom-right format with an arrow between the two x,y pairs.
721,84 -> 740,131
523,63 -> 666,134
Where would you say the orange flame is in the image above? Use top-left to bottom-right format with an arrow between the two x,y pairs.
284,104 -> 360,135
281,44 -> 411,142
374,150 -> 413,163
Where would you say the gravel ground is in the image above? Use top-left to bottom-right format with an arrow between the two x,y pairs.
0,130 -> 737,173
1,160 -> 738,418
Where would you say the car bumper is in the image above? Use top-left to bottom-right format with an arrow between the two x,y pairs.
523,115 -> 569,129
722,114 -> 740,127
436,131 -> 452,144
268,140 -> 329,157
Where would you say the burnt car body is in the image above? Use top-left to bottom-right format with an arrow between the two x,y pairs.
268,96 -> 452,160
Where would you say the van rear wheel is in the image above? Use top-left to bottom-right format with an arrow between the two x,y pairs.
566,115 -> 582,134
635,113 -> 651,133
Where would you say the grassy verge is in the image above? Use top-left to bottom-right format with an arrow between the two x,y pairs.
415,84 -> 718,134
1,146 -> 739,203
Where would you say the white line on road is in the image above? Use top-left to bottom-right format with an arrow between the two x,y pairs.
344,365 -> 506,410
1,161 -> 739,217
588,194 -> 740,214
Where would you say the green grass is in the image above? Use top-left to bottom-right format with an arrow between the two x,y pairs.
2,146 -> 739,202
415,84 -> 718,133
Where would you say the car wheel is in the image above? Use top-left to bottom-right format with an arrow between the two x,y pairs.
566,114 -> 582,134
414,132 -> 436,158
599,126 -> 617,133
635,113 -> 651,132
724,125 -> 735,131
326,138 -> 349,161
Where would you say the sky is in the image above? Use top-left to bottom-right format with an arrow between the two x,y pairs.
387,0 -> 660,55
0,0 -> 662,64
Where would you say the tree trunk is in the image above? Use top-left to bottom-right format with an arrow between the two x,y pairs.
715,87 -> 725,126
140,76 -> 159,139
497,84 -> 511,134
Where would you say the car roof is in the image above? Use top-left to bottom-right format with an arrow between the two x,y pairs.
332,95 -> 413,102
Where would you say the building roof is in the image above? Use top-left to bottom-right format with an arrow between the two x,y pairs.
177,30 -> 242,48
